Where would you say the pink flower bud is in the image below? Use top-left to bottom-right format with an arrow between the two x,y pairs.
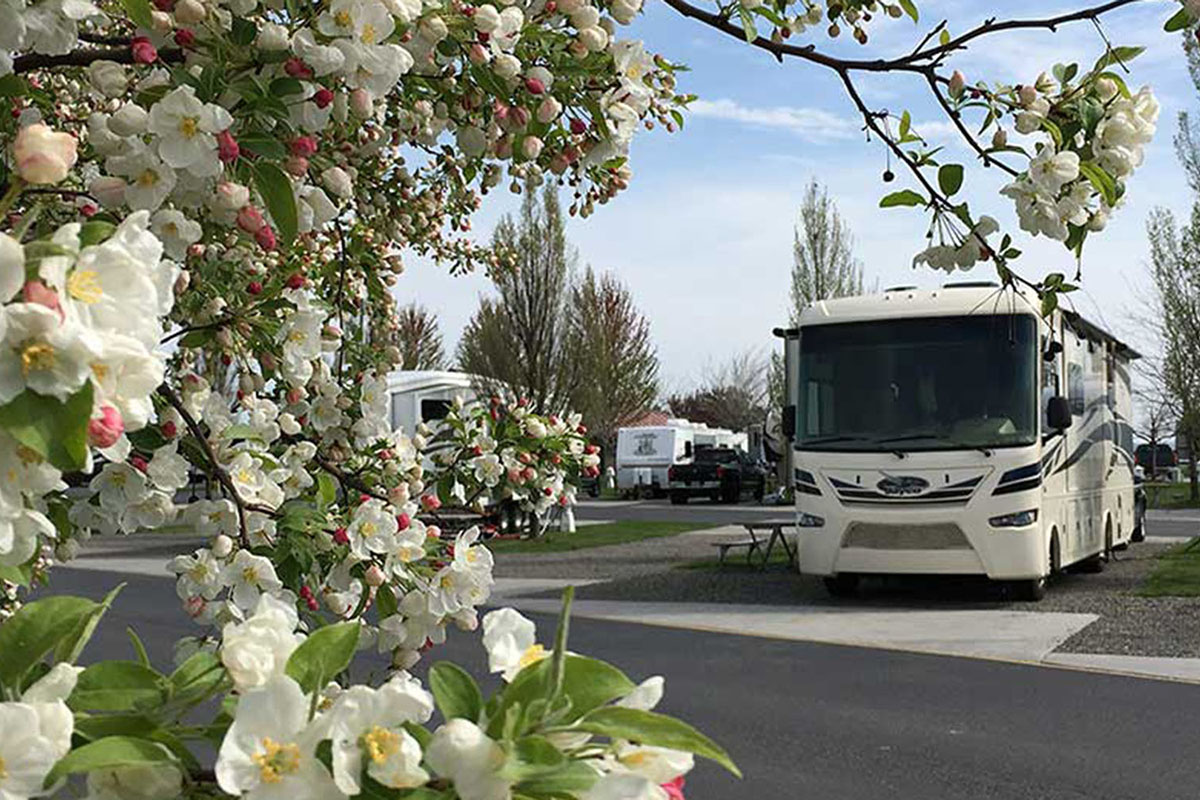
130,454 -> 148,472
13,124 -> 77,184
661,776 -> 686,800
948,70 -> 965,98
421,494 -> 442,512
525,77 -> 545,94
216,129 -> 239,162
131,36 -> 158,64
313,88 -> 334,108
284,155 -> 309,176
1018,84 -> 1038,106
246,280 -> 263,295
521,135 -> 544,160
286,273 -> 306,289
174,28 -> 195,48
397,512 -> 411,530
87,405 -> 124,448
212,534 -> 234,558
254,225 -> 277,251
184,596 -> 206,618
333,527 -> 350,545
469,43 -> 488,64
289,136 -> 318,157
236,204 -> 265,234
569,117 -> 587,135
284,57 -> 314,79
161,420 -> 177,438
365,564 -> 385,587
508,106 -> 530,129
537,96 -> 562,124
349,88 -> 373,118
22,281 -> 62,320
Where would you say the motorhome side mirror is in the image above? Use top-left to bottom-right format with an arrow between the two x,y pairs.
1047,396 -> 1072,430
684,441 -> 693,458
782,405 -> 796,439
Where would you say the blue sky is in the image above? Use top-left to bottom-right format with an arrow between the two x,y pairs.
397,0 -> 1194,394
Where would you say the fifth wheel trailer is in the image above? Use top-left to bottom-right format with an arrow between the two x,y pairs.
776,284 -> 1138,601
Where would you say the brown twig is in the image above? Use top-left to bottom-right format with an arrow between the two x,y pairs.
315,452 -> 390,503
157,383 -> 273,547
925,74 -> 1020,177
14,46 -> 184,73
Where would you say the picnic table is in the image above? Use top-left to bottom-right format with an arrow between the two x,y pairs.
714,520 -> 797,569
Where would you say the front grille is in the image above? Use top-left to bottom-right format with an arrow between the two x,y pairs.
842,522 -> 970,550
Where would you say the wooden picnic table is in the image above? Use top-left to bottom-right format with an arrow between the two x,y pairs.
713,520 -> 797,569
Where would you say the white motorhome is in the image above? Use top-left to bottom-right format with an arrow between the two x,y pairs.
776,284 -> 1138,601
387,370 -> 476,434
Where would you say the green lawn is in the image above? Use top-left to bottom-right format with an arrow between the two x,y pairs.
1145,481 -> 1200,509
485,521 -> 712,553
1139,538 -> 1200,597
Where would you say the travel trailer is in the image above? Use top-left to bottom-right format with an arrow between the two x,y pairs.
386,370 -> 476,435
615,419 -> 746,495
776,283 -> 1138,601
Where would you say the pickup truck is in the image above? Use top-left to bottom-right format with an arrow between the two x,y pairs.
667,447 -> 768,505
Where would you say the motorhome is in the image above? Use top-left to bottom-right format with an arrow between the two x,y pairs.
615,419 -> 746,495
386,370 -> 476,435
776,283 -> 1138,601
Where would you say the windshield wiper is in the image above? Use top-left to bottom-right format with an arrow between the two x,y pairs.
800,435 -> 869,445
875,433 -> 993,457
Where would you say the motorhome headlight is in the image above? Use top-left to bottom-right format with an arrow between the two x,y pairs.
797,512 -> 825,528
989,509 -> 1039,528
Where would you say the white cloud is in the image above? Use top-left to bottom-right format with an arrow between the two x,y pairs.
688,98 -> 857,141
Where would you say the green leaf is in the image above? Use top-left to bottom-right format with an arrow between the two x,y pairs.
316,472 -> 337,509
78,220 -> 116,247
69,661 -> 168,712
515,761 -> 598,795
0,595 -> 97,689
429,662 -> 483,722
1065,223 -> 1088,259
285,622 -> 359,692
231,17 -> 256,46
898,110 -> 911,140
898,0 -> 918,23
0,74 -> 25,97
0,562 -> 32,586
127,628 -> 151,667
0,383 -> 94,471
269,77 -> 305,97
937,164 -> 963,196
1165,7 -> 1191,32
575,707 -> 740,777
118,0 -> 155,29
879,190 -> 926,208
1078,161 -> 1118,208
44,736 -> 177,788
939,28 -> 950,46
169,650 -> 225,698
1093,46 -> 1144,72
1097,70 -> 1132,99
1040,291 -> 1058,317
238,133 -> 289,160
253,162 -> 298,246
54,583 -> 123,665
737,6 -> 757,42
488,655 -> 635,738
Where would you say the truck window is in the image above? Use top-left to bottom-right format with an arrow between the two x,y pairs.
695,448 -> 739,464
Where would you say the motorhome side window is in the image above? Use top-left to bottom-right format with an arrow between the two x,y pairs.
1067,362 -> 1085,415
1041,348 -> 1059,430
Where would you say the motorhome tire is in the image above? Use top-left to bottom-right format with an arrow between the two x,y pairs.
669,492 -> 688,505
1077,553 -> 1105,573
1008,577 -> 1046,602
823,574 -> 859,597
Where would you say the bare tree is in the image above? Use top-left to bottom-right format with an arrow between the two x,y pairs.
1131,372 -> 1177,479
789,179 -> 865,322
394,303 -> 445,370
568,268 -> 659,463
457,183 -> 579,411
668,351 -> 769,433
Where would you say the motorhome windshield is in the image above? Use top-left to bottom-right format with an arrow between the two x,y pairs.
797,314 -> 1038,452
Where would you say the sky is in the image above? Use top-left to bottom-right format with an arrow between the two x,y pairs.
394,0 -> 1195,397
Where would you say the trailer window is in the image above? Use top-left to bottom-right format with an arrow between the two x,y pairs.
796,314 -> 1038,452
421,399 -> 453,423
1068,363 -> 1085,415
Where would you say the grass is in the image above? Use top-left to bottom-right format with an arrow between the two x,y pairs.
485,521 -> 713,553
1145,482 -> 1200,510
1138,537 -> 1200,597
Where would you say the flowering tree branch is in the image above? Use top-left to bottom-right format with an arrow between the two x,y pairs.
13,46 -> 183,73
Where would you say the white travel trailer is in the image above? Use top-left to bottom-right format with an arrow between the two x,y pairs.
776,283 -> 1138,601
386,370 -> 476,434
616,420 -> 748,494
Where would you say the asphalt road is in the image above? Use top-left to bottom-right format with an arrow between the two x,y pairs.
53,567 -> 1200,800
578,499 -> 1200,538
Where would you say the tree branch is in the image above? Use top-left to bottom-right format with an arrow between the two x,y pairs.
925,74 -> 1020,177
157,384 -> 276,547
14,46 -> 183,74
